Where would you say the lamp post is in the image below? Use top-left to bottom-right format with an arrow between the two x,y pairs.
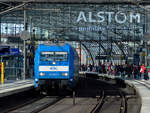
98,31 -> 102,66
23,9 -> 27,80
20,9 -> 30,80
0,16 -> 2,44
143,32 -> 150,66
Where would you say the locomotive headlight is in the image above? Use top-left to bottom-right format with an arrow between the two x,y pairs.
39,72 -> 45,76
52,62 -> 56,64
62,73 -> 68,76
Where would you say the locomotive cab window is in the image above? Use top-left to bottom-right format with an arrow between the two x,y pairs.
40,51 -> 68,61
40,52 -> 54,61
55,52 -> 68,61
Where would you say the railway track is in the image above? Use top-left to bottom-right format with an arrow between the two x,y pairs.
7,96 -> 63,113
39,77 -> 128,113
3,76 -> 140,113
90,90 -> 105,113
2,88 -> 71,113
90,88 -> 127,113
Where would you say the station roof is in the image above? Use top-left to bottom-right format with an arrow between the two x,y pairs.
0,0 -> 150,5
0,1 -> 149,63
0,0 -> 148,3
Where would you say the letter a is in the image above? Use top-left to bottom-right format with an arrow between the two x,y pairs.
77,11 -> 87,23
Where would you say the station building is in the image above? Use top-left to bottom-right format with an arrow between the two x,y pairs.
0,0 -> 150,80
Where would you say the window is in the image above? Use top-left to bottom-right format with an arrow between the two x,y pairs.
55,52 -> 68,61
40,52 -> 54,61
40,52 -> 68,61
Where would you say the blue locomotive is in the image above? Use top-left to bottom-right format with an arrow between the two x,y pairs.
34,43 -> 79,90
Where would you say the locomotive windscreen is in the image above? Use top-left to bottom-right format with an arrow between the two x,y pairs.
40,52 -> 68,61
55,52 -> 67,61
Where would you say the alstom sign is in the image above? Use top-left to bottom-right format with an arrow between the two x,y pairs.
76,11 -> 140,24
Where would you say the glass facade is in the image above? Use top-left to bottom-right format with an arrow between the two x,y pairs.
0,3 -> 149,79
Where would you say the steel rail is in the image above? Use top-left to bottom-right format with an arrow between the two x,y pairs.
119,90 -> 127,113
97,76 -> 127,113
90,90 -> 105,113
7,96 -> 63,113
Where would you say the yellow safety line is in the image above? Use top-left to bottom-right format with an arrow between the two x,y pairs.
1,62 -> 4,84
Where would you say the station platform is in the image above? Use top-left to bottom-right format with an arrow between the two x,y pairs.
95,73 -> 150,113
0,79 -> 34,98
126,80 -> 150,113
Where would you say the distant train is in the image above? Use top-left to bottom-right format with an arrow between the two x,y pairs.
34,43 -> 79,91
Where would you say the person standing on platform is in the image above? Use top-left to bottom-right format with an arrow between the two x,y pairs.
140,64 -> 146,80
108,63 -> 112,75
98,64 -> 102,73
120,65 -> 124,78
146,64 -> 150,80
133,64 -> 139,79
126,64 -> 133,79
102,64 -> 106,73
